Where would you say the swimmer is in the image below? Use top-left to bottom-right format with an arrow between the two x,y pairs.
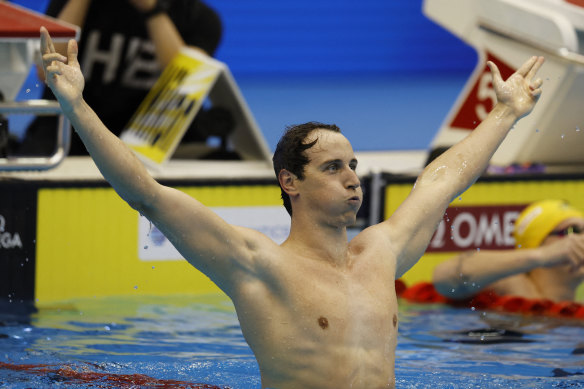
434,200 -> 584,302
39,26 -> 545,388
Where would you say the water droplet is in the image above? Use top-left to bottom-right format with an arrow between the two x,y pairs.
144,245 -> 148,250
104,326 -> 111,331
134,285 -> 138,290
576,126 -> 581,132
471,307 -> 476,311
151,266 -> 155,270
561,134 -> 565,139
535,129 -> 539,133
25,88 -> 31,94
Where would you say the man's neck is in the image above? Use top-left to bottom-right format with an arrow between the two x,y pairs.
284,218 -> 352,267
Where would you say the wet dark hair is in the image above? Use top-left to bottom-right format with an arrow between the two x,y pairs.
272,122 -> 341,216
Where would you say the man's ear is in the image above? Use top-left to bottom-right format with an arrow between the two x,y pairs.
278,169 -> 298,196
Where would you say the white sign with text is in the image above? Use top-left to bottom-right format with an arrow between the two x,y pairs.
138,206 -> 290,261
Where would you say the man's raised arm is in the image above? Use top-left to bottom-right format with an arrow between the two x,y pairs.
384,56 -> 545,277
39,27 -> 259,294
40,27 -> 159,208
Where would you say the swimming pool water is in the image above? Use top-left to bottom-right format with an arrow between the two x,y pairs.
1,295 -> 583,388
397,303 -> 584,388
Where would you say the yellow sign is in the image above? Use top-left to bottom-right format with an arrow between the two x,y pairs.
35,184 -> 282,304
121,49 -> 223,165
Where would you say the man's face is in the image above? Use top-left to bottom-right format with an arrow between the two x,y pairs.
295,130 -> 362,226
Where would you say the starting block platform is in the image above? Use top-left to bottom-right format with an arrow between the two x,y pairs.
0,2 -> 78,101
0,2 -> 79,170
424,0 -> 584,167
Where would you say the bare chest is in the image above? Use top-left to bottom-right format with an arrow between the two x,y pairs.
239,250 -> 399,346
234,247 -> 399,386
289,264 -> 396,330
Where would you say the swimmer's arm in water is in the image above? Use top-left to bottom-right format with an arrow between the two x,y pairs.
376,56 -> 545,278
40,27 -> 263,296
433,234 -> 584,299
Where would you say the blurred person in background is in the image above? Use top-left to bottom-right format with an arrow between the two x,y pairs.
18,0 -> 222,156
433,199 -> 584,302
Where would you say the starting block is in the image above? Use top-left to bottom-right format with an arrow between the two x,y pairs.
424,0 -> 584,167
0,2 -> 78,170
121,47 -> 271,166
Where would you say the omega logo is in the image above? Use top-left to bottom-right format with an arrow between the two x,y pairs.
426,205 -> 523,252
0,214 -> 23,249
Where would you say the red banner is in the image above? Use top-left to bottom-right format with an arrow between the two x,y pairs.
427,204 -> 527,252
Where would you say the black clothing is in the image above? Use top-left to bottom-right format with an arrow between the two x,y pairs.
20,0 -> 222,156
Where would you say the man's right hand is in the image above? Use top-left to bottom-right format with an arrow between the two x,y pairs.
40,27 -> 85,114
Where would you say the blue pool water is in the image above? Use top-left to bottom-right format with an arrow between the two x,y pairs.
1,295 -> 583,388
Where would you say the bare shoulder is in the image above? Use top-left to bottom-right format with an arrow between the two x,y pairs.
350,225 -> 395,258
217,225 -> 285,282
232,224 -> 283,252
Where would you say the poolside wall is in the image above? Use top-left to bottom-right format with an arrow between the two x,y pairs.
2,171 -> 583,305
1,179 -> 287,305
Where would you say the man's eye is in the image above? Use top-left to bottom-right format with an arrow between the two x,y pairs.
327,164 -> 338,172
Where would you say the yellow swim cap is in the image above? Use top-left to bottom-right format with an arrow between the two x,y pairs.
513,200 -> 584,249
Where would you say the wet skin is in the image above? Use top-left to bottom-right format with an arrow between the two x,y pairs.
228,131 -> 400,388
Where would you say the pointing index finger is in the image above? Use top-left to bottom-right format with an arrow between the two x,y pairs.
526,56 -> 545,80
40,26 -> 56,55
515,56 -> 537,78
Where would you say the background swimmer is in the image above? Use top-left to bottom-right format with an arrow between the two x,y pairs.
434,199 -> 584,302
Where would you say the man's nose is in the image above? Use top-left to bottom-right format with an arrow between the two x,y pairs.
346,169 -> 360,189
